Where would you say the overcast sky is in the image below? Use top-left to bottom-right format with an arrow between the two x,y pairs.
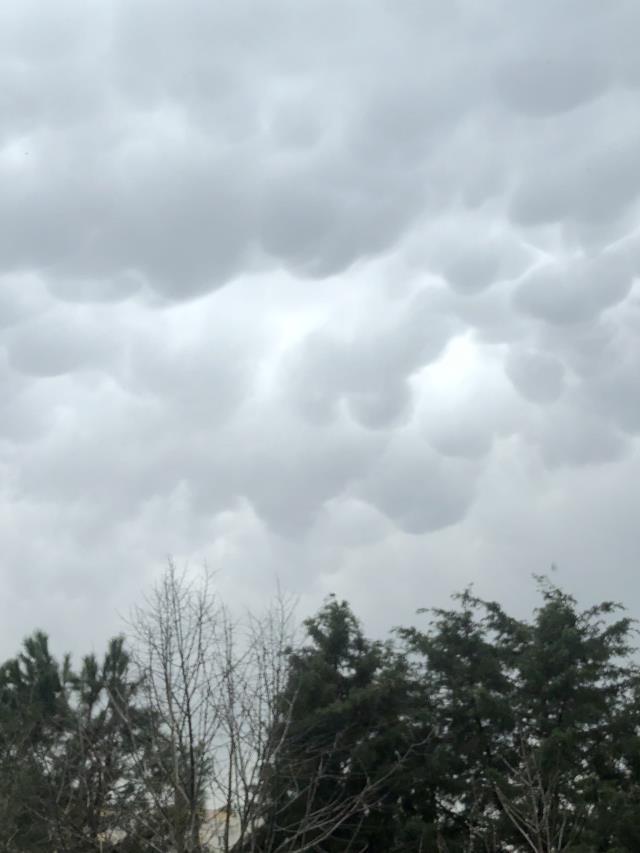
2,0 -> 640,655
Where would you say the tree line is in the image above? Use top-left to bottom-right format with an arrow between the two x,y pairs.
1,565 -> 639,852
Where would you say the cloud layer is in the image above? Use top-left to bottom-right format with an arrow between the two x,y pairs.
1,0 -> 640,651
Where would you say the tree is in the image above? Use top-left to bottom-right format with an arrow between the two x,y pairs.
254,595 -> 418,853
497,582 -> 639,853
118,562 -> 223,852
0,631 -> 68,851
399,589 -> 515,852
399,580 -> 640,852
3,573 -> 640,853
118,562 -> 299,853
208,586 -> 298,852
0,631 -> 145,852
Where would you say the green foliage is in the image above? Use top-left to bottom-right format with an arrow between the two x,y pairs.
0,632 -> 147,852
2,578 -> 640,852
398,580 -> 640,852
254,595 -> 414,852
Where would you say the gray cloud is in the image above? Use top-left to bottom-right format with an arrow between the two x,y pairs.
513,251 -> 633,325
1,0 -> 640,654
532,401 -> 630,469
357,433 -> 479,535
505,348 -> 565,404
6,309 -> 114,377
497,53 -> 609,118
282,288 -> 457,428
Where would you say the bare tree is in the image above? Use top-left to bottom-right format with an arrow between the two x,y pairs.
204,588 -> 298,852
493,736 -> 592,853
114,563 -> 299,852
112,562 -> 415,853
248,741 -> 418,853
119,561 -> 227,853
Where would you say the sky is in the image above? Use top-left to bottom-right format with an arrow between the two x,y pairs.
2,0 -> 640,655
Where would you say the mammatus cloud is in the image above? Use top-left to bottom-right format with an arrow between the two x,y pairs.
1,0 -> 640,653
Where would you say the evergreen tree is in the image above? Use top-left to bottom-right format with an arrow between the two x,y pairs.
255,595 -> 414,852
400,580 -> 640,852
0,631 -> 70,851
2,578 -> 640,852
0,632 -> 148,852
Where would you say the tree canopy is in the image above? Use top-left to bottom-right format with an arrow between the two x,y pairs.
1,571 -> 639,852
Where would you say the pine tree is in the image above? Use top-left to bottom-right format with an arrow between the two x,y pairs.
400,580 -> 640,853
255,595 -> 414,852
0,631 -> 70,851
0,632 -> 148,852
